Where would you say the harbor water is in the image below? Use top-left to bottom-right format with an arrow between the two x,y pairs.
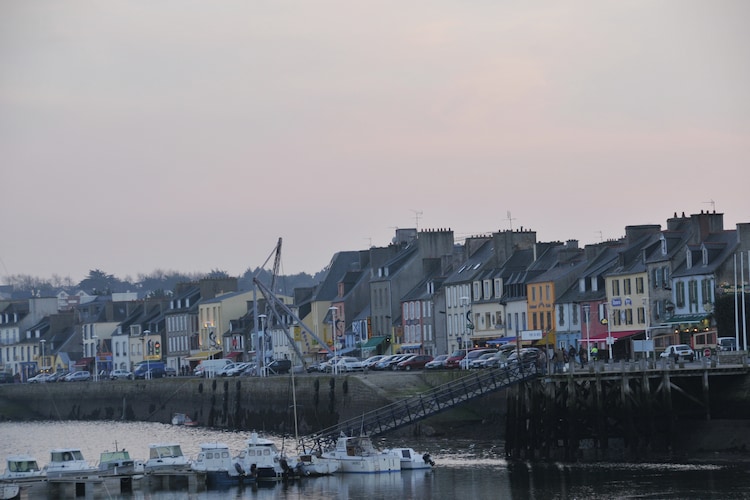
2,421 -> 750,499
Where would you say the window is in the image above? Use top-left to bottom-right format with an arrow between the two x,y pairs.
676,281 -> 685,308
483,280 -> 491,299
558,305 -> 565,326
572,304 -> 578,325
546,312 -> 552,330
636,277 -> 644,294
689,280 -> 698,310
624,278 -> 632,295
494,279 -> 502,298
637,307 -> 645,324
531,287 -> 536,301
701,279 -> 713,305
625,309 -> 633,325
653,268 -> 662,289
612,279 -> 620,296
545,285 -> 550,301
473,281 -> 481,299
532,313 -> 538,330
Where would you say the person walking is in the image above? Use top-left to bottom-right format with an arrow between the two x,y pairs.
590,345 -> 599,362
579,345 -> 587,367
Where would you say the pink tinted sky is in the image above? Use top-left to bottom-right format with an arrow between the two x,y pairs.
1,1 -> 748,283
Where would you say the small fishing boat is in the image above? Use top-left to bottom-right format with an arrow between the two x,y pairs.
98,448 -> 138,476
0,455 -> 44,481
171,413 -> 199,427
293,452 -> 340,476
320,433 -> 400,474
382,447 -> 435,470
44,448 -> 98,479
233,432 -> 296,481
0,483 -> 20,500
144,443 -> 191,473
192,443 -> 249,488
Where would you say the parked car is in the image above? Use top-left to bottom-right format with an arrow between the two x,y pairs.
376,354 -> 411,371
660,344 -> 695,362
221,362 -> 250,377
718,337 -> 737,351
469,352 -> 498,369
165,367 -> 177,377
362,355 -> 386,369
54,371 -> 70,382
445,349 -> 468,369
28,373 -> 53,383
109,369 -> 134,380
0,372 -> 13,384
329,356 -> 366,372
424,354 -> 449,370
64,371 -> 91,382
484,351 -> 510,369
265,358 -> 292,375
459,348 -> 498,369
396,355 -> 434,371
305,362 -> 324,373
506,348 -> 544,369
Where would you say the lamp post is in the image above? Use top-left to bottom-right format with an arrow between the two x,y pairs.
460,296 -> 470,370
258,315 -> 266,377
40,339 -> 46,373
92,335 -> 98,381
605,307 -> 614,361
329,307 -> 338,376
143,330 -> 151,380
582,304 -> 590,364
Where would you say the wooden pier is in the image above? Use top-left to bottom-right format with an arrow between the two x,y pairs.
505,356 -> 750,461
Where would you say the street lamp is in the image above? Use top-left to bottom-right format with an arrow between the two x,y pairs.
40,339 -> 46,373
460,296 -> 470,370
143,330 -> 151,380
604,307 -> 614,361
92,335 -> 98,381
329,307 -> 338,376
258,315 -> 266,377
582,304 -> 591,363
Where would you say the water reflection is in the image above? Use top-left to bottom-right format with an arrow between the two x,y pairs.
2,421 -> 750,499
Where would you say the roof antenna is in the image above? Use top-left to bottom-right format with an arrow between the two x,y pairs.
703,199 -> 716,212
410,210 -> 423,231
505,211 -> 517,231
596,231 -> 603,242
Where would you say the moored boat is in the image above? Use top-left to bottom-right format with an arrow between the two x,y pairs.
0,483 -> 20,500
98,448 -> 138,476
233,432 -> 296,481
192,442 -> 249,487
1,455 -> 44,481
320,433 -> 401,474
171,412 -> 199,427
144,443 -> 191,473
293,452 -> 340,476
382,447 -> 435,470
44,448 -> 98,479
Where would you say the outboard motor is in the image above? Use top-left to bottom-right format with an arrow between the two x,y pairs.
423,453 -> 435,466
234,462 -> 245,476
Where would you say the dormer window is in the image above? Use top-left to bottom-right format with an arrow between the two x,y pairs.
660,235 -> 667,256
702,245 -> 709,266
686,248 -> 692,269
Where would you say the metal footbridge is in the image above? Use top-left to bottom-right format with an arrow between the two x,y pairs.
298,362 -> 540,453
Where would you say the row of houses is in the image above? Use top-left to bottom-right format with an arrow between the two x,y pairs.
1,210 -> 749,380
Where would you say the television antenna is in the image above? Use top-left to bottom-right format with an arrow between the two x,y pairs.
703,199 -> 716,212
410,209 -> 423,230
505,211 -> 517,231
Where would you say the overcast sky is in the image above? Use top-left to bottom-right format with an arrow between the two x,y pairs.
1,1 -> 748,284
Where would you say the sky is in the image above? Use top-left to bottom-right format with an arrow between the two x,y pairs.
1,1 -> 748,284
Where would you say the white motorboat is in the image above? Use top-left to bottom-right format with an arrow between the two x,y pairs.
0,483 -> 20,500
1,455 -> 44,481
192,443 -> 248,487
320,433 -> 401,474
293,452 -> 340,476
144,443 -> 191,473
382,447 -> 435,470
44,448 -> 98,479
98,448 -> 138,476
233,432 -> 296,481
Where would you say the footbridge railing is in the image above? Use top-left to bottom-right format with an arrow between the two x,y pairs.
299,361 -> 540,453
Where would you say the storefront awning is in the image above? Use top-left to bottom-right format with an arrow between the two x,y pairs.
579,331 -> 643,343
361,336 -> 387,349
184,350 -> 222,361
400,343 -> 421,350
487,337 -> 516,345
74,357 -> 94,367
661,314 -> 708,324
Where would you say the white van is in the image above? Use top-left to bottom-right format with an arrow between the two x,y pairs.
194,359 -> 232,377
718,337 -> 737,351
